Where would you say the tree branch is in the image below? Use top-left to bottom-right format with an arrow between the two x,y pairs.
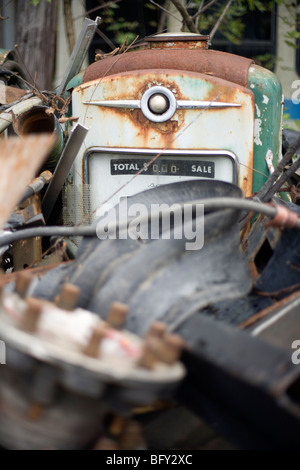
169,0 -> 199,33
257,136 -> 300,202
210,0 -> 234,41
63,0 -> 75,54
158,0 -> 171,33
150,0 -> 182,24
193,0 -> 219,20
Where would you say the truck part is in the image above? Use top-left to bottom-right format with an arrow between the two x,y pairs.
0,96 -> 43,134
42,123 -> 88,222
13,106 -> 64,172
18,171 -> 53,206
56,16 -> 101,96
0,280 -> 185,450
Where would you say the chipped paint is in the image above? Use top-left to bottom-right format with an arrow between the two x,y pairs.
255,104 -> 261,118
68,68 -> 254,223
248,64 -> 282,192
265,149 -> 275,174
254,119 -> 263,146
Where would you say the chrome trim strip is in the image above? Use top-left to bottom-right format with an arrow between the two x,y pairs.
177,100 -> 241,109
83,99 -> 241,110
83,100 -> 141,109
83,147 -> 239,187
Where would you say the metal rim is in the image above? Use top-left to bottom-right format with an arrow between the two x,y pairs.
140,86 -> 177,123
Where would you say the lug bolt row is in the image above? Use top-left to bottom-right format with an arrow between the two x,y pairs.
12,273 -> 185,368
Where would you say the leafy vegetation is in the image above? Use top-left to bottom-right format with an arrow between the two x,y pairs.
30,0 -> 300,54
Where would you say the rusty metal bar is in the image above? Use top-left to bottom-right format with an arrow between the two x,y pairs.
18,171 -> 53,205
56,16 -> 101,96
1,196 -> 300,248
42,123 -> 88,222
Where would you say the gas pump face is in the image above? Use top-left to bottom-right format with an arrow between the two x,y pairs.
84,147 -> 238,210
66,33 -> 282,225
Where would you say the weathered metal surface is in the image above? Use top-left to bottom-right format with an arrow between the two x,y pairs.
0,262 -> 73,288
82,148 -> 238,213
42,123 -> 88,222
18,170 -> 53,205
250,293 -> 300,349
12,237 -> 42,272
239,290 -> 300,332
0,134 -> 54,230
70,69 -> 254,219
0,96 -> 43,133
13,106 -> 64,172
177,311 -> 300,450
36,180 -> 252,333
12,194 -> 43,271
0,286 -> 185,449
0,84 -> 27,105
83,49 -> 254,88
248,65 -> 283,193
146,33 -> 210,50
56,16 -> 101,96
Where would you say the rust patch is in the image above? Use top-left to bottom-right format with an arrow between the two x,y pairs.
0,261 -> 74,288
0,134 -> 55,230
147,36 -> 210,50
239,291 -> 300,330
242,177 -> 252,199
132,110 -> 180,135
84,49 -> 254,88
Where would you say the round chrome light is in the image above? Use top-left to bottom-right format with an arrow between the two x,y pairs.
148,94 -> 169,114
140,86 -> 177,123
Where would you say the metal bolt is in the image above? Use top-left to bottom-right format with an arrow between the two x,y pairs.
138,337 -> 159,370
56,283 -> 80,311
106,302 -> 129,330
162,334 -> 185,365
15,271 -> 33,298
119,420 -> 145,450
83,323 -> 107,358
145,321 -> 167,340
20,297 -> 42,333
40,170 -> 53,183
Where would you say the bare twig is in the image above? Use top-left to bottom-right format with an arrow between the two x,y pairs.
264,154 -> 300,200
193,0 -> 219,20
158,0 -> 171,33
74,0 -> 122,20
257,136 -> 300,201
150,0 -> 182,24
210,0 -> 234,40
187,0 -> 197,7
63,0 -> 76,54
169,0 -> 199,33
95,28 -> 117,51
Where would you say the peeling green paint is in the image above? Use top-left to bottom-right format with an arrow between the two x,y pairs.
248,65 -> 283,193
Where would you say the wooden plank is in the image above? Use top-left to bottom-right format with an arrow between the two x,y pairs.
0,84 -> 27,105
15,0 -> 57,90
0,134 -> 54,230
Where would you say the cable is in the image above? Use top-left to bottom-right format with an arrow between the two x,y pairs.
0,197 -> 299,248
